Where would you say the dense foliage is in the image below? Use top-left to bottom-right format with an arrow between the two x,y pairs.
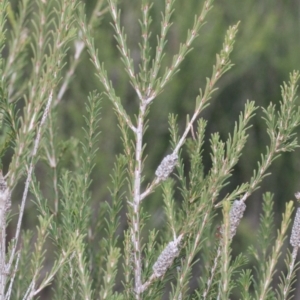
0,0 -> 300,299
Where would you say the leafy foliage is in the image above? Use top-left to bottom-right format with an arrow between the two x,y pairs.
0,0 -> 300,299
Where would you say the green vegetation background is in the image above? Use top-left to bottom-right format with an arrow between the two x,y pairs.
6,0 -> 300,297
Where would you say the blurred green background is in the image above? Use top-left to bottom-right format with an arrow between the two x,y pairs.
7,0 -> 300,298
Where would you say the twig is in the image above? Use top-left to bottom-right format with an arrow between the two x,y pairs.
7,90 -> 54,275
132,101 -> 147,298
5,252 -> 20,300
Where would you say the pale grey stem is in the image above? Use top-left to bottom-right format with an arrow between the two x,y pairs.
0,175 -> 8,300
109,1 -> 143,99
282,247 -> 298,299
132,101 -> 147,298
140,177 -> 160,201
25,257 -> 67,299
240,135 -> 282,204
174,109 -> 201,154
0,207 -> 5,298
5,252 -> 20,300
140,104 -> 202,202
22,281 -> 34,300
55,0 -> 107,107
202,245 -> 222,299
140,274 -> 156,294
24,263 -> 43,299
54,40 -> 85,106
7,90 -> 54,275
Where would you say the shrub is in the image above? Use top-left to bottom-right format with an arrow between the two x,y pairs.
0,0 -> 300,299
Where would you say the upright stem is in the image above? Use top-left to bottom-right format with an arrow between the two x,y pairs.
132,102 -> 147,298
283,247 -> 298,299
0,200 -> 6,298
7,91 -> 54,275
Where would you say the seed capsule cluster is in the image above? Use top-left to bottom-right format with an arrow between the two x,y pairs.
155,154 -> 178,181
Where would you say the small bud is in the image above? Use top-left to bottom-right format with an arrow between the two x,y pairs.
221,200 -> 246,239
152,235 -> 182,278
155,154 -> 178,181
290,208 -> 300,247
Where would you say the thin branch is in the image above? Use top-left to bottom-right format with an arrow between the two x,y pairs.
202,245 -> 222,299
5,252 -> 20,300
54,0 -> 107,106
140,23 -> 239,201
282,247 -> 298,299
132,102 -> 147,298
7,90 -> 54,275
80,19 -> 137,133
